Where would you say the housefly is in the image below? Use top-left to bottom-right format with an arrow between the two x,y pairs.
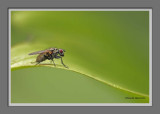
29,48 -> 68,68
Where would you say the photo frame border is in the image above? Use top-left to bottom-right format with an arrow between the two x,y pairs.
0,0 -> 160,113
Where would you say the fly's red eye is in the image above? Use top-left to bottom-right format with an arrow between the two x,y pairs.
59,49 -> 63,53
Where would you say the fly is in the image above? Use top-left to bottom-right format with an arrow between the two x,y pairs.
29,48 -> 68,68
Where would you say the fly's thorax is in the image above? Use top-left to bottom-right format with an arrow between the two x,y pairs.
53,48 -> 59,53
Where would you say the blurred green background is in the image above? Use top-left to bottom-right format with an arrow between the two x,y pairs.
11,11 -> 149,103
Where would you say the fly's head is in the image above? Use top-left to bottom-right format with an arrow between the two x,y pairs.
58,49 -> 65,57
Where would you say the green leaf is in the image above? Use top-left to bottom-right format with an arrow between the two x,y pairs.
12,67 -> 149,103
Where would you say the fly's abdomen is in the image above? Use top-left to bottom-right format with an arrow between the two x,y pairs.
36,53 -> 47,63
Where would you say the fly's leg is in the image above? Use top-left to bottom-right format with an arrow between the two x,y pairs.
52,59 -> 56,66
31,61 -> 40,65
50,56 -> 56,66
60,57 -> 68,68
35,62 -> 40,65
54,55 -> 68,68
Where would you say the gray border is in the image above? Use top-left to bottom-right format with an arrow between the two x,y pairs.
0,0 -> 160,114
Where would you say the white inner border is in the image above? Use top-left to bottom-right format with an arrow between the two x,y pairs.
9,9 -> 152,106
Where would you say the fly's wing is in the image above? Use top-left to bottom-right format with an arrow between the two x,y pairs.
28,50 -> 49,55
